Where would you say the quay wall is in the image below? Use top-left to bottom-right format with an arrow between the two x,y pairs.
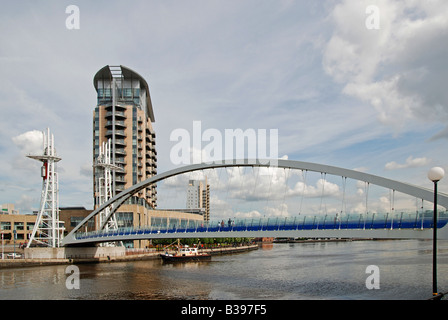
202,244 -> 259,255
0,245 -> 258,269
24,247 -> 126,259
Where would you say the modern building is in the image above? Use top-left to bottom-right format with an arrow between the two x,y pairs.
0,204 -> 35,245
0,205 -> 87,246
1,204 -> 19,215
92,66 -> 204,248
186,178 -> 210,222
93,65 -> 157,209
59,207 -> 94,235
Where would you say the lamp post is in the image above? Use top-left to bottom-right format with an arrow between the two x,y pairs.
428,166 -> 445,297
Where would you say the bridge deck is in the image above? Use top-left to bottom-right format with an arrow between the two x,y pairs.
63,216 -> 448,246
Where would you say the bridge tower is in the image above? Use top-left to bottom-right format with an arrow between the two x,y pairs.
27,128 -> 64,248
94,139 -> 121,234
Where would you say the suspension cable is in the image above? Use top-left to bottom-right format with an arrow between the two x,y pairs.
319,172 -> 327,215
280,168 -> 291,216
299,170 -> 307,215
340,176 -> 347,221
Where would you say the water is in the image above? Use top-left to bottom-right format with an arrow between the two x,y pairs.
1,239 -> 448,300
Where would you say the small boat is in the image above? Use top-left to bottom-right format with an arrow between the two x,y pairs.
160,242 -> 211,262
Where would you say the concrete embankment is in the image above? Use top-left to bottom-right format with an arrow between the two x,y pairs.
273,238 -> 375,243
0,244 -> 258,269
202,244 -> 259,255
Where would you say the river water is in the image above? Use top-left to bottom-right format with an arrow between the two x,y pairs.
1,239 -> 448,300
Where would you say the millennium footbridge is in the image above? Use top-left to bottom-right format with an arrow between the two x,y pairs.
61,159 -> 448,246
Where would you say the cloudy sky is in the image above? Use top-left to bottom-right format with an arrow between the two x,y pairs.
1,0 -> 447,219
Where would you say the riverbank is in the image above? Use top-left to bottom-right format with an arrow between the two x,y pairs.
273,238 -> 375,243
0,244 -> 258,269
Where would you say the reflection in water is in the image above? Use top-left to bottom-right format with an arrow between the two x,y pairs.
1,240 -> 447,300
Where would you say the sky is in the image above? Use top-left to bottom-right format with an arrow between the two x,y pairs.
1,0 -> 447,220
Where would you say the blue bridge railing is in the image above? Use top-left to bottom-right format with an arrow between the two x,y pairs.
74,211 -> 448,241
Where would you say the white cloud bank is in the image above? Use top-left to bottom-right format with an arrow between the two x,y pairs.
323,0 -> 448,135
385,156 -> 431,170
11,130 -> 43,156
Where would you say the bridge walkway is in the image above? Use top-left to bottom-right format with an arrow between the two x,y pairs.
66,215 -> 448,245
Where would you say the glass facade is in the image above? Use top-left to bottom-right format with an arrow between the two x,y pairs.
97,88 -> 141,106
116,212 -> 133,228
70,217 -> 94,228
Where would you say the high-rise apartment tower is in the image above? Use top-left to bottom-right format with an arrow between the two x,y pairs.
93,65 -> 157,209
186,178 -> 210,222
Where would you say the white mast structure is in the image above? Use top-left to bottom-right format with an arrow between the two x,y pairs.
27,128 -> 64,248
94,139 -> 121,234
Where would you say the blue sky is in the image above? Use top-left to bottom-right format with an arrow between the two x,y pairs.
0,0 -> 447,218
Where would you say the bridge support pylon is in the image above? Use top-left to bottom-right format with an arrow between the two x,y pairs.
26,128 -> 64,248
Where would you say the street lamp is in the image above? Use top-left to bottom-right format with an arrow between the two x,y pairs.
428,166 -> 445,297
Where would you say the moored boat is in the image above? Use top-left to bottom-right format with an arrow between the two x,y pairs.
160,242 -> 211,262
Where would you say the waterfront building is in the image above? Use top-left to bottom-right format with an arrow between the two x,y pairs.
93,65 -> 157,248
92,66 -> 203,248
186,178 -> 210,222
59,207 -> 94,235
93,65 -> 157,208
0,205 -> 35,245
0,205 -> 88,245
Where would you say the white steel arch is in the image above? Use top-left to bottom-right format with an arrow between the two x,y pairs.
62,159 -> 448,246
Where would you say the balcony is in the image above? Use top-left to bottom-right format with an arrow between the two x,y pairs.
105,104 -> 126,111
115,170 -> 126,177
105,111 -> 127,119
105,120 -> 126,129
106,129 -> 127,138
115,139 -> 126,147
115,148 -> 126,156
115,176 -> 126,183
115,158 -> 126,166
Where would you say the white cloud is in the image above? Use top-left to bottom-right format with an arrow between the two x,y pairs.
385,156 -> 431,170
235,210 -> 262,219
235,203 -> 290,219
265,203 -> 290,217
12,130 -> 43,156
289,178 -> 340,198
9,130 -> 44,172
323,0 -> 448,133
